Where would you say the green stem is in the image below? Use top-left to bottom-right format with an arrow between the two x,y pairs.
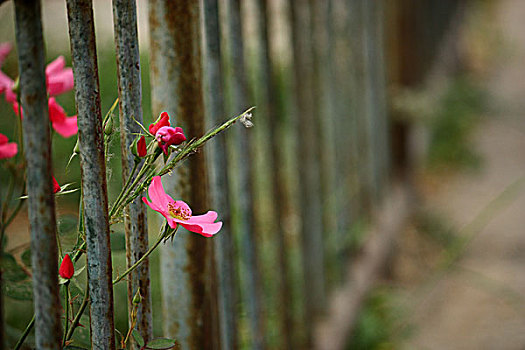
13,314 -> 34,350
62,283 -> 69,346
109,160 -> 140,218
112,226 -> 172,285
66,283 -> 89,341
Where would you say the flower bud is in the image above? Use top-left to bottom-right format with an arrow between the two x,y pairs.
132,289 -> 142,305
131,135 -> 147,161
52,176 -> 61,194
155,126 -> 186,154
59,254 -> 74,280
104,116 -> 113,136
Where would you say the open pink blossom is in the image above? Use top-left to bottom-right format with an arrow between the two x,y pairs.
142,176 -> 222,237
0,133 -> 17,159
155,126 -> 186,154
149,111 -> 170,135
13,98 -> 78,138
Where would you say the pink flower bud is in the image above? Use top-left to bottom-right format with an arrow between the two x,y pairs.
59,254 -> 74,279
155,126 -> 186,154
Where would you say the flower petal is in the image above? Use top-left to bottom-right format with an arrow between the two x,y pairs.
0,42 -> 12,65
45,56 -> 66,76
180,221 -> 222,237
0,141 -> 17,159
147,176 -> 174,210
185,211 -> 218,224
52,116 -> 78,138
47,68 -> 74,96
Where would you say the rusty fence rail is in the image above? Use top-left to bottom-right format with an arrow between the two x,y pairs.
0,0 -> 463,349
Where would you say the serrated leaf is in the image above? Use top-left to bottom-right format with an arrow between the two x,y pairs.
1,253 -> 28,282
4,280 -> 32,300
58,214 -> 79,236
145,338 -> 178,349
132,329 -> 145,347
21,248 -> 32,268
110,232 -> 126,252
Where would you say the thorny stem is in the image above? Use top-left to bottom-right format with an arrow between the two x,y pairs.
66,281 -> 89,341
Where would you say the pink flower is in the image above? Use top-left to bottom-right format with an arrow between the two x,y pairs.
59,254 -> 74,279
149,111 -> 171,135
0,133 -> 17,159
142,176 -> 222,237
0,43 -> 16,103
13,98 -> 78,138
155,126 -> 186,154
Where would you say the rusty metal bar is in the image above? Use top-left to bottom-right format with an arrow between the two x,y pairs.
148,2 -> 219,349
202,0 -> 239,349
289,0 -> 326,345
224,0 -> 265,348
112,1 -> 152,347
13,1 -> 61,348
65,1 -> 116,348
252,0 -> 293,348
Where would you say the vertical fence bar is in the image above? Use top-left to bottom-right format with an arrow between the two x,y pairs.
311,0 -> 339,289
289,0 -> 326,346
66,1 -> 116,348
252,0 -> 293,348
13,1 -> 61,348
112,0 -> 152,347
202,0 -> 238,348
225,0 -> 265,348
148,2 -> 219,348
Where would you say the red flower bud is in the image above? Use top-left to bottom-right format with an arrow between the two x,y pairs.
137,135 -> 147,157
59,254 -> 74,279
52,176 -> 61,194
149,111 -> 170,135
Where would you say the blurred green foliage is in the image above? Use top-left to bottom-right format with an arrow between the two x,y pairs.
427,77 -> 485,171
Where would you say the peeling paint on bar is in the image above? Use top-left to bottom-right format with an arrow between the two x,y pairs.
148,1 -> 219,349
112,1 -> 152,348
13,1 -> 61,348
65,0 -> 116,348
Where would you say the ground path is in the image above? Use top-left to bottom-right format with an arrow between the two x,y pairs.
398,0 -> 525,349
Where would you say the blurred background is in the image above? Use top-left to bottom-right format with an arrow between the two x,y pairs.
1,0 -> 525,349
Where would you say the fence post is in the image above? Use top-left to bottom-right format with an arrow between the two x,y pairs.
112,0 -> 152,347
224,0 -> 265,348
13,1 -> 62,348
65,0 -> 116,348
202,0 -> 239,348
289,0 -> 326,345
252,0 -> 294,348
148,1 -> 219,348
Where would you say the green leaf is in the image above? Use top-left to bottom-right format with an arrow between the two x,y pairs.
110,232 -> 126,252
1,253 -> 28,282
21,248 -> 32,268
132,329 -> 145,347
4,280 -> 32,300
145,338 -> 178,349
58,214 -> 79,236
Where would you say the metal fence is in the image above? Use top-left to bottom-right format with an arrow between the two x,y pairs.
3,0 -> 461,349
